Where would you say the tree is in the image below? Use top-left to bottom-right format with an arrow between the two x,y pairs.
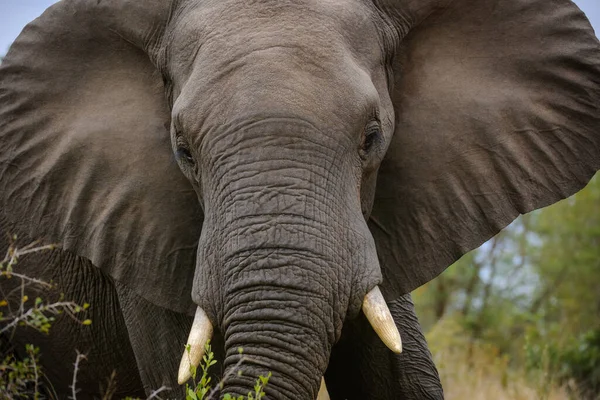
414,172 -> 600,398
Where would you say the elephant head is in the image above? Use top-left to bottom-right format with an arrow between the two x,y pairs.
0,0 -> 598,398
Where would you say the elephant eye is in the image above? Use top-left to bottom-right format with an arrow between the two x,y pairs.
360,121 -> 381,159
175,135 -> 195,164
176,146 -> 195,164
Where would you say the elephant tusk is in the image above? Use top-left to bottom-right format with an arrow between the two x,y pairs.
362,286 -> 402,353
178,307 -> 214,384
317,377 -> 330,400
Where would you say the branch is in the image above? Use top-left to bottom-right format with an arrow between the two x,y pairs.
69,351 -> 87,400
25,345 -> 41,400
0,301 -> 86,335
206,356 -> 247,400
146,386 -> 169,400
529,264 -> 569,314
0,271 -> 53,288
0,308 -> 34,334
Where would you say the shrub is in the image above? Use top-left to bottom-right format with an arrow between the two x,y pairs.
184,342 -> 271,400
0,236 -> 271,400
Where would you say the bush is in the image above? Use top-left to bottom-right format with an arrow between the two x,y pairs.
0,236 -> 271,400
0,238 -> 91,399
184,342 -> 271,400
560,329 -> 600,399
428,317 -> 570,400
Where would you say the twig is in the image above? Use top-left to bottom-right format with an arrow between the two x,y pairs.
206,356 -> 247,400
146,385 -> 169,400
18,275 -> 26,327
12,244 -> 56,258
29,346 -> 40,400
0,239 -> 56,277
0,308 -> 34,334
0,301 -> 85,334
69,351 -> 87,400
100,371 -> 118,400
0,271 -> 53,288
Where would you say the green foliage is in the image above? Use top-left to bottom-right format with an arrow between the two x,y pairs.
415,172 -> 600,398
0,239 -> 91,336
0,238 -> 91,399
221,372 -> 271,400
0,344 -> 42,399
184,341 -> 271,400
0,238 -> 274,399
427,317 -> 568,400
185,342 -> 217,400
560,329 -> 600,399
525,328 -> 600,399
530,175 -> 600,335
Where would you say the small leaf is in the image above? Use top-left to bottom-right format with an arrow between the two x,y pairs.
82,319 -> 92,325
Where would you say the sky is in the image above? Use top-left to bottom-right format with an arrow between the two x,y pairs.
0,0 -> 599,54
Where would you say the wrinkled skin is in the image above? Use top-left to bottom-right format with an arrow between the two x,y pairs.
0,224 -> 441,399
0,0 -> 599,399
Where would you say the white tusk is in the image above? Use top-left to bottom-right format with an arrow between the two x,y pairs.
362,286 -> 402,353
178,307 -> 214,384
317,377 -> 330,400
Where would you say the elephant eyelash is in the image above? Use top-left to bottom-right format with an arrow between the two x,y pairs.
175,135 -> 195,164
363,126 -> 379,151
360,120 -> 382,159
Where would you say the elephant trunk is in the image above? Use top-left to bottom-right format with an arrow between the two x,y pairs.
191,119 -> 382,398
214,205 -> 344,398
219,252 -> 334,398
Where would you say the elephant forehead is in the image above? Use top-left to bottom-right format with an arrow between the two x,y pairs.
167,0 -> 383,74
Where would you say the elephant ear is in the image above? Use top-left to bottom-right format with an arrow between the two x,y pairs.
370,0 -> 600,299
0,0 -> 201,315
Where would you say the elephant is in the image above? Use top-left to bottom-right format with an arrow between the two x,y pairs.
0,0 -> 599,398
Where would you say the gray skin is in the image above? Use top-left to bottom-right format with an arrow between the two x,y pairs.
0,0 -> 599,399
0,226 -> 441,399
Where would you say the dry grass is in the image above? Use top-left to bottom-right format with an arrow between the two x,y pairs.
427,318 -> 572,400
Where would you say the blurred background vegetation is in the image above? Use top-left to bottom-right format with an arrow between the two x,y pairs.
414,172 -> 600,399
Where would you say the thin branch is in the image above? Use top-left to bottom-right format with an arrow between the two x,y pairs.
1,307 -> 34,334
100,371 -> 118,400
0,239 -> 57,267
70,351 -> 87,400
146,386 -> 169,400
529,264 -> 570,314
12,244 -> 57,258
18,274 -> 26,324
1,271 -> 54,288
206,356 -> 247,400
0,301 -> 84,334
29,347 -> 40,400
461,257 -> 483,316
